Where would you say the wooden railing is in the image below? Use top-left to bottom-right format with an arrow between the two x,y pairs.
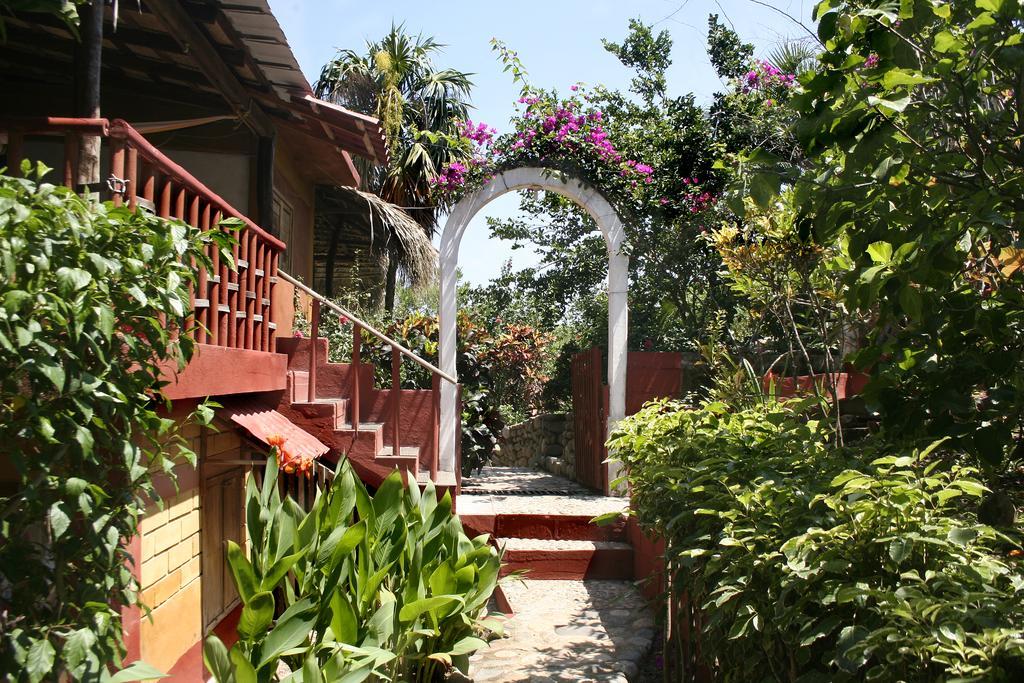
279,272 -> 455,482
2,117 -> 285,353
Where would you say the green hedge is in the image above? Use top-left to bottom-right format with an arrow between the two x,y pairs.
610,399 -> 1024,681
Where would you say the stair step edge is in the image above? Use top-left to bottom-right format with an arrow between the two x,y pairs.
378,446 -> 420,457
497,538 -> 632,551
336,422 -> 383,431
291,398 -> 349,406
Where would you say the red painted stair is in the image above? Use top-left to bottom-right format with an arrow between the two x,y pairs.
274,336 -> 455,494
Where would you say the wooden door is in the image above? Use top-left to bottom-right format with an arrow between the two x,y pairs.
201,468 -> 244,631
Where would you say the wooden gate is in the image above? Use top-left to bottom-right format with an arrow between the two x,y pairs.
571,347 -> 608,492
571,348 -> 685,493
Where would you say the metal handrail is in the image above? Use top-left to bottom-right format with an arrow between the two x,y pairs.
278,271 -> 457,385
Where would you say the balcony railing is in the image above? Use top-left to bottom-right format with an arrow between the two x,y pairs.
2,117 -> 285,353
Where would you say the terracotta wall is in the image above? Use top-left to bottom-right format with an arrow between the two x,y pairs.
628,517 -> 666,602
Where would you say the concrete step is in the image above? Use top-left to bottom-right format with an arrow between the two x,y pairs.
289,397 -> 348,428
375,445 -> 420,476
493,513 -> 628,543
496,538 -> 634,580
416,469 -> 459,489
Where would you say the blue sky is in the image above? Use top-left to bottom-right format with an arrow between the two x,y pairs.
269,0 -> 817,285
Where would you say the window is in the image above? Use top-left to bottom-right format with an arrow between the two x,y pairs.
273,191 -> 295,273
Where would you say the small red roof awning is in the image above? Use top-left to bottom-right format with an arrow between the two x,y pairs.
219,399 -> 329,461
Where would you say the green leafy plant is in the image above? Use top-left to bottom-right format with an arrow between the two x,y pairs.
204,456 -> 502,682
610,398 -> 1024,681
0,165 -> 229,680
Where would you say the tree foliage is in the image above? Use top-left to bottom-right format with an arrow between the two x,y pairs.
315,24 -> 474,311
743,0 -> 1024,476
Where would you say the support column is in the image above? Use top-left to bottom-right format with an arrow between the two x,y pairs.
74,0 -> 104,186
438,204 -> 468,476
606,250 -> 629,494
256,135 -> 276,232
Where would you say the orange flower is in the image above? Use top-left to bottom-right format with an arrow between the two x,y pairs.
1010,549 -> 1023,558
266,434 -> 285,448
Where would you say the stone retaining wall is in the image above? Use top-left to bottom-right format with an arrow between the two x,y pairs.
494,413 -> 576,478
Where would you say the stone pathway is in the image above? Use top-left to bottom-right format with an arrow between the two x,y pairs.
468,579 -> 655,682
455,467 -> 654,682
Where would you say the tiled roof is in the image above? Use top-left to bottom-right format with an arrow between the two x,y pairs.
219,398 -> 329,461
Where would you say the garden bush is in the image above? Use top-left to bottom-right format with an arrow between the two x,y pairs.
0,165 -> 226,680
204,456 -> 502,682
610,398 -> 1024,681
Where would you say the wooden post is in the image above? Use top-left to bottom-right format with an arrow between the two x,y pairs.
244,233 -> 256,349
175,187 -> 187,220
141,162 -> 155,205
63,134 -> 78,187
197,203 -> 210,344
351,324 -> 361,432
74,1 -> 103,186
268,251 -> 278,352
431,374 -> 440,483
256,135 -> 275,232
126,146 -> 138,210
7,130 -> 23,177
158,179 -> 172,218
217,211 -> 230,345
390,346 -> 401,456
227,236 -> 239,348
307,299 -> 320,403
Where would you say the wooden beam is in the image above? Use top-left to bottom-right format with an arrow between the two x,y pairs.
270,112 -> 375,162
144,0 -> 274,137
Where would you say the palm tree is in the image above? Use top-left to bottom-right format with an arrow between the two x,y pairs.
315,24 -> 474,313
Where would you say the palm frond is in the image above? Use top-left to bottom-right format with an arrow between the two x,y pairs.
767,39 -> 818,75
318,186 -> 437,288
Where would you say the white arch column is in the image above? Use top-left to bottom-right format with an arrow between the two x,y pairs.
438,167 -> 629,493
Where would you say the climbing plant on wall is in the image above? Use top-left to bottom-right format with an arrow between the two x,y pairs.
0,166 -> 229,680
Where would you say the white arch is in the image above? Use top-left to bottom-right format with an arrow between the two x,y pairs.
438,167 -> 629,493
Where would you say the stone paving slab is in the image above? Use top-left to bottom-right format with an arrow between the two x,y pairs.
462,467 -> 596,494
467,580 -> 655,682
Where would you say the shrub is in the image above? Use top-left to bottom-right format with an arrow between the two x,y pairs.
0,166 -> 226,679
204,457 -> 502,682
610,399 -> 1024,681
